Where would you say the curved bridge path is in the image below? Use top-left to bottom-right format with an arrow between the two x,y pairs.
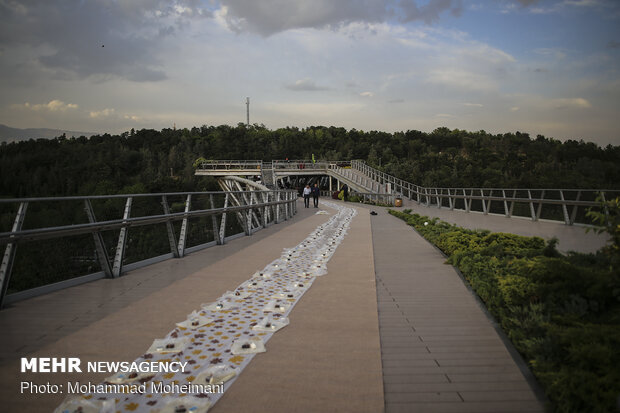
0,199 -> 546,412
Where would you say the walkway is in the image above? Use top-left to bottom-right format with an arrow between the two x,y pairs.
0,199 -> 546,412
370,206 -> 545,412
400,198 -> 607,254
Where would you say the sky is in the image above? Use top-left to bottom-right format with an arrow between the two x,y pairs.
0,0 -> 618,145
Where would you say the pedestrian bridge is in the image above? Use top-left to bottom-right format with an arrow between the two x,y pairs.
0,160 -> 614,412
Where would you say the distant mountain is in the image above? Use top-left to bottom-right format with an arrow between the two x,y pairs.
0,124 -> 95,143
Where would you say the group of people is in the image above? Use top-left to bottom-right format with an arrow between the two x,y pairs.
302,183 -> 320,208
302,183 -> 349,208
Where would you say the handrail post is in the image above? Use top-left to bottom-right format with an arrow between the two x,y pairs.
209,194 -> 222,245
464,189 -> 471,212
245,193 -> 253,236
219,193 -> 229,244
570,190 -> 581,225
527,190 -> 537,221
261,192 -> 268,228
84,199 -> 113,277
112,197 -> 133,277
559,190 -> 570,225
0,202 -> 28,308
161,195 -> 180,257
536,190 -> 545,221
177,194 -> 191,257
502,190 -> 509,217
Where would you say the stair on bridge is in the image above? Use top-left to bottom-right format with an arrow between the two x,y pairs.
261,163 -> 276,189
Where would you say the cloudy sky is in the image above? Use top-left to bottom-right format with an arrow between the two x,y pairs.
0,0 -> 618,144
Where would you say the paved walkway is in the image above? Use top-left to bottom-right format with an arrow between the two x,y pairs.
369,206 -> 545,412
1,199 -> 550,413
0,200 -> 383,413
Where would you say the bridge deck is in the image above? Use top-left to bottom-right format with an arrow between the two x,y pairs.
1,199 -> 546,412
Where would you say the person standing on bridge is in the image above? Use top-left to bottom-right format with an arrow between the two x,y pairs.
303,184 -> 312,208
342,183 -> 349,202
311,183 -> 320,208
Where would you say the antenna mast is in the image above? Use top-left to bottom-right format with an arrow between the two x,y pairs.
246,97 -> 250,126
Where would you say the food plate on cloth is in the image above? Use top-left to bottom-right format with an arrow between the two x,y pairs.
308,263 -> 328,276
289,281 -> 309,290
147,337 -> 190,354
195,364 -> 237,385
252,270 -> 273,279
231,337 -> 266,355
271,290 -> 302,300
104,370 -> 154,384
252,315 -> 289,332
222,290 -> 253,300
159,396 -> 211,413
54,397 -> 114,413
263,300 -> 289,313
176,313 -> 214,330
240,278 -> 263,290
202,300 -> 237,312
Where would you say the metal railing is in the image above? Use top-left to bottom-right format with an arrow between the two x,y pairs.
272,160 -> 351,170
196,160 -> 263,171
351,160 -> 616,225
0,189 -> 297,308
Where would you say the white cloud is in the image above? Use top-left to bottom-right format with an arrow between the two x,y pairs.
14,100 -> 79,112
215,0 -> 464,35
535,48 -> 567,60
89,108 -> 116,119
285,78 -> 330,91
550,97 -> 592,109
463,102 -> 484,107
426,68 -> 498,91
360,91 -> 374,97
563,0 -> 600,7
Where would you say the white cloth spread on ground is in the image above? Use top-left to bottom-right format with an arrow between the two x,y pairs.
55,202 -> 356,413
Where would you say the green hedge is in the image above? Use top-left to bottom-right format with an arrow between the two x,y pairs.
390,210 -> 620,413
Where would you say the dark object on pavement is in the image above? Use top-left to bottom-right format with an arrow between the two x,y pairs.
370,211 -> 378,215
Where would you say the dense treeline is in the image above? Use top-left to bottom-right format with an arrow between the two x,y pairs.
1,124 -> 619,198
